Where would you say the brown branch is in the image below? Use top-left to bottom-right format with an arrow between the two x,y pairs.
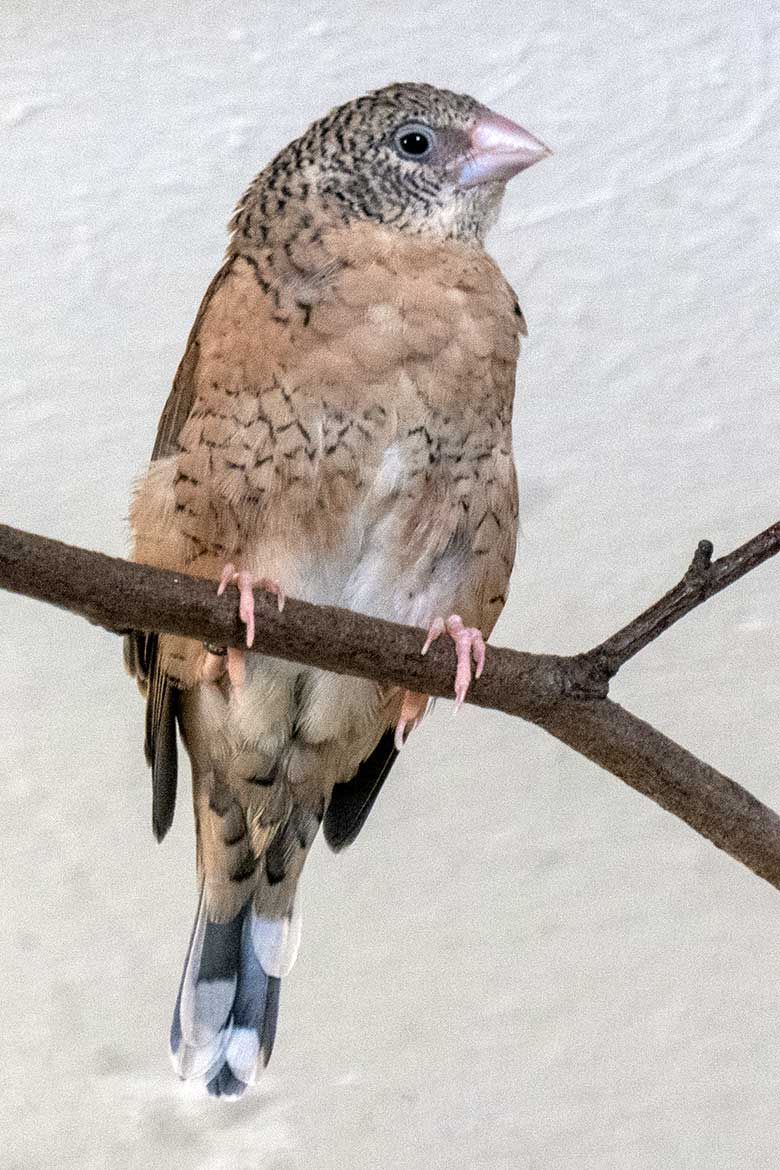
2,521 -> 780,890
535,700 -> 780,889
586,523 -> 780,675
0,523 -> 605,709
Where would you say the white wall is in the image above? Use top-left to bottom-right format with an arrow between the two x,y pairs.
2,2 -> 779,1167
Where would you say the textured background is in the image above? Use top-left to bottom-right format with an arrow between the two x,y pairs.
2,2 -> 779,1167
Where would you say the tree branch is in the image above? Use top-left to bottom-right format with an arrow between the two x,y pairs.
2,520 -> 780,890
0,523 -> 606,710
585,523 -> 780,675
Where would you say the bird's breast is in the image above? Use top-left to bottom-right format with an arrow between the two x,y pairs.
169,226 -> 518,602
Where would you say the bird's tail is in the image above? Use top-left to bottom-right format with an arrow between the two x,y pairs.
169,886 -> 301,1098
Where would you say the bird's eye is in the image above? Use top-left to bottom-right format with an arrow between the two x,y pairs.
394,123 -> 436,159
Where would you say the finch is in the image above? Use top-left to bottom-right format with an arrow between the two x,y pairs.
125,81 -> 549,1097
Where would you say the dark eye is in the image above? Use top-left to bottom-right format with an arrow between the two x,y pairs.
394,123 -> 436,159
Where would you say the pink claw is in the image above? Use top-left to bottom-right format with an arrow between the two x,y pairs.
395,690 -> 429,750
421,617 -> 446,656
216,564 -> 285,650
420,613 -> 486,710
216,562 -> 237,597
394,718 -> 409,752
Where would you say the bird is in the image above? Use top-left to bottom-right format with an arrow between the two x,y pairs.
125,81 -> 549,1098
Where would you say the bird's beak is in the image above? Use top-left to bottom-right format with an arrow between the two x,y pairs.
458,109 -> 551,189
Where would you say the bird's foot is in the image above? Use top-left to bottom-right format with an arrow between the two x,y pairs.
395,690 -> 429,750
202,564 -> 286,688
217,563 -> 286,647
421,614 -> 485,709
393,616 -> 486,747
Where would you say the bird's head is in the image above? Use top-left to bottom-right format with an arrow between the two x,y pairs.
262,82 -> 550,244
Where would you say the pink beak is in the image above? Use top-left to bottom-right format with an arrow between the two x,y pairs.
458,108 -> 551,189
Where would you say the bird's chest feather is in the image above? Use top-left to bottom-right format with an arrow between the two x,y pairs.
165,228 -> 518,606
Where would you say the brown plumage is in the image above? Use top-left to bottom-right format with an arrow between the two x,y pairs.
126,81 -> 549,1097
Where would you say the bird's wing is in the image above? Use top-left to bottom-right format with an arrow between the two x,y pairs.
125,260 -> 235,840
152,262 -> 235,461
323,729 -> 399,851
